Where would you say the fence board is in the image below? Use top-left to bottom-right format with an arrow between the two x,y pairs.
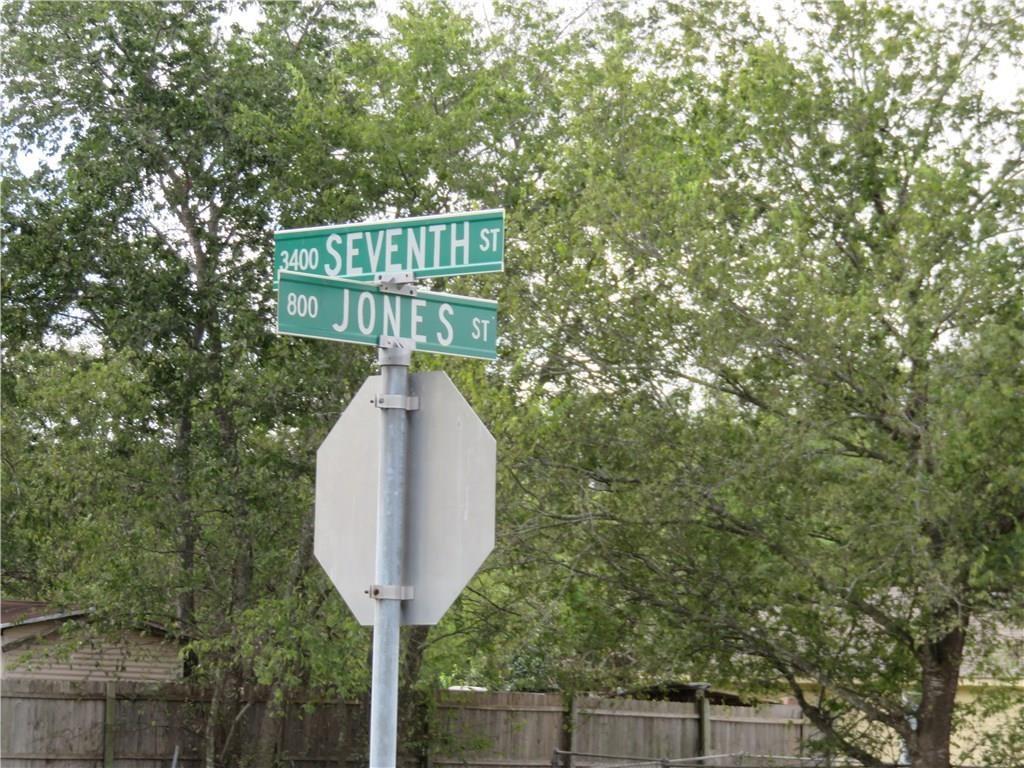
572,696 -> 701,763
709,704 -> 806,758
433,691 -> 565,768
2,693 -> 105,759
281,699 -> 362,767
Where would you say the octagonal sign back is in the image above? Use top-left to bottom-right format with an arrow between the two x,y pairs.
315,371 -> 496,625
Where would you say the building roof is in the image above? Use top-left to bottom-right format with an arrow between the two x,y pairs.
0,600 -> 87,629
1,600 -> 177,641
612,682 -> 750,706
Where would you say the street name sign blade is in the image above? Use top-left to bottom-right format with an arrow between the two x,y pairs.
277,271 -> 497,360
315,372 -> 496,626
275,209 -> 504,282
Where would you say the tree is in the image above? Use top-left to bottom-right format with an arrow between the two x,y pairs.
2,1 -> 381,762
2,0 -> 592,762
510,1 -> 1024,766
4,0 -> 1020,766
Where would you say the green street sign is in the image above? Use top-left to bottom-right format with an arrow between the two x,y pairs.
277,271 -> 497,360
275,209 -> 504,282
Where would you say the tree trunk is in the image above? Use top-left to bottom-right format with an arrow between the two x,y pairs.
252,505 -> 318,768
205,678 -> 222,768
338,693 -> 369,768
175,409 -> 197,634
253,695 -> 286,768
909,620 -> 967,768
399,625 -> 432,768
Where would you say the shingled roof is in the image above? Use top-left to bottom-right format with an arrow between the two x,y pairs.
0,600 -> 87,628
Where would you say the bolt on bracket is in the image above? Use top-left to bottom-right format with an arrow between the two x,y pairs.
366,584 -> 415,601
372,393 -> 420,411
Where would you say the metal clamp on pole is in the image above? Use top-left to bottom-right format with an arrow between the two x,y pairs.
367,584 -> 415,601
376,271 -> 417,296
378,336 -> 416,356
373,394 -> 420,411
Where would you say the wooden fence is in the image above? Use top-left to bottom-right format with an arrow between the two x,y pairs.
569,696 -> 808,765
1,679 -> 810,768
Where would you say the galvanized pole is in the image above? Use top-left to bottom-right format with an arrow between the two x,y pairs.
369,341 -> 413,768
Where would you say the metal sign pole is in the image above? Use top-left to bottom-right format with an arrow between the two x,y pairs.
277,210 -> 502,767
369,340 -> 415,768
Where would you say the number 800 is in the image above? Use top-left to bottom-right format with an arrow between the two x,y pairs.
286,293 -> 318,318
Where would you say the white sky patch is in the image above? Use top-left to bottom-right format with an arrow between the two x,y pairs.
216,1 -> 264,36
989,52 -> 1024,108
16,147 -> 48,176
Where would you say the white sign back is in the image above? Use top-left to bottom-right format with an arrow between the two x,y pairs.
314,372 -> 496,625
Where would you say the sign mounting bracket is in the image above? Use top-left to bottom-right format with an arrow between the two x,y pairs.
367,584 -> 415,601
376,271 -> 417,296
373,394 -> 420,411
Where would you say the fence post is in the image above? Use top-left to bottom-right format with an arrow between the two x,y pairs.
564,694 -> 577,768
104,681 -> 116,768
697,689 -> 711,761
